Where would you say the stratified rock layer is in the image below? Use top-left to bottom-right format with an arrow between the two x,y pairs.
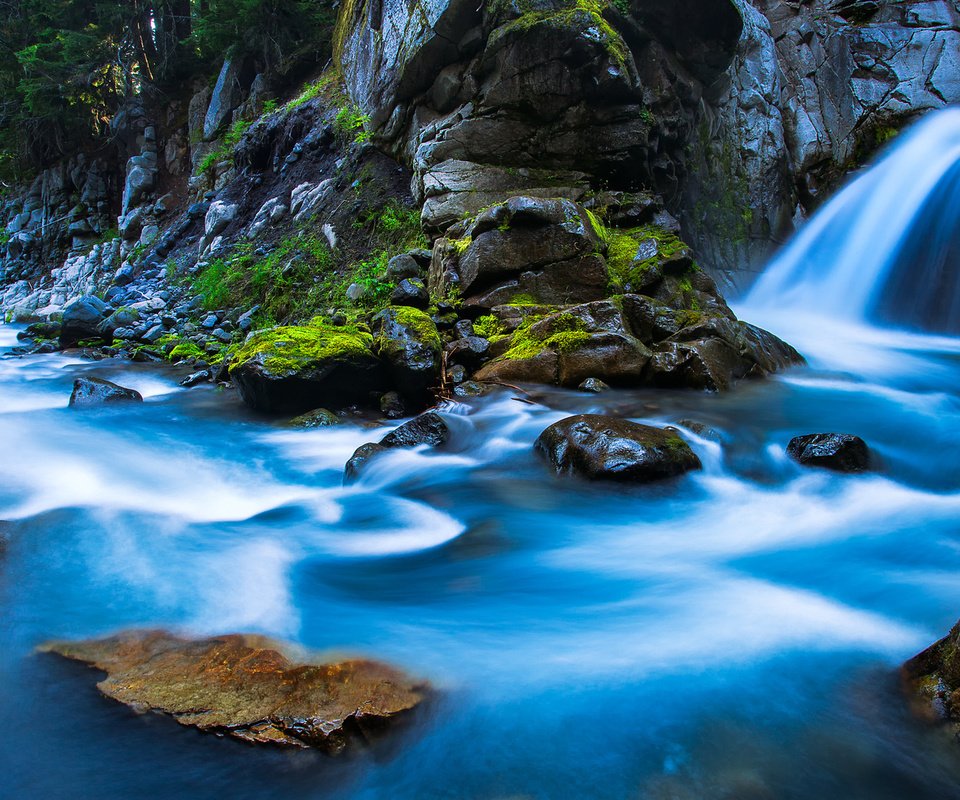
42,630 -> 428,752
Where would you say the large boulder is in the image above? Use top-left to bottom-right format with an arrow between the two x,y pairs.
41,629 -> 427,752
60,295 -> 110,347
535,414 -> 702,482
373,307 -> 442,408
787,433 -> 871,472
230,323 -> 384,414
69,377 -> 143,408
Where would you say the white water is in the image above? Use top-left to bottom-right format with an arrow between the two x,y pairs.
743,108 -> 960,340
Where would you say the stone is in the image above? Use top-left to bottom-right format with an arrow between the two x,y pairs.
786,433 -> 870,472
390,278 -> 429,309
180,370 -> 211,387
230,324 -> 384,414
579,378 -> 610,393
534,414 -> 701,483
69,377 -> 144,407
380,391 -> 406,419
386,253 -> 422,280
60,295 -> 109,346
41,629 -> 427,752
204,59 -> 249,140
345,411 -> 450,481
445,335 -> 491,371
373,307 -> 441,408
284,408 -> 343,428
902,618 -> 960,736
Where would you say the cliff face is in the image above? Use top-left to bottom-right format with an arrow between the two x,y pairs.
1,0 -> 958,323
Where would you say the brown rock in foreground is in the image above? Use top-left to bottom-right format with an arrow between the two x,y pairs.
41,629 -> 428,751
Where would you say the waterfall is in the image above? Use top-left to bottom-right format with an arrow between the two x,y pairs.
744,108 -> 960,334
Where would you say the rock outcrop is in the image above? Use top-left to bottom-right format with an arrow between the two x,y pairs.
42,629 -> 428,752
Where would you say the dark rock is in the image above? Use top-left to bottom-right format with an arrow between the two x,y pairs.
535,414 -> 701,483
69,377 -> 144,407
20,321 -> 61,341
390,278 -> 430,309
454,319 -> 475,338
284,408 -> 343,429
344,442 -> 390,483
453,381 -> 493,397
579,378 -> 610,393
380,391 -> 407,419
381,411 -> 449,448
179,370 -> 211,387
447,364 -> 468,384
41,629 -> 426,752
902,618 -> 960,735
386,253 -> 422,280
373,307 -> 441,409
445,336 -> 491,370
787,433 -> 870,472
60,295 -> 109,347
230,325 -> 385,414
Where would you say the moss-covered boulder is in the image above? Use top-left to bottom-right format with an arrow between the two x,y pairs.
902,619 -> 960,736
373,306 -> 442,409
230,322 -> 384,414
535,414 -> 701,482
41,629 -> 428,752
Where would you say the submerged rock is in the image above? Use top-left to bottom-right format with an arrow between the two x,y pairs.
41,629 -> 428,752
902,618 -> 960,736
345,411 -> 450,482
535,414 -> 701,483
787,433 -> 870,472
69,377 -> 143,407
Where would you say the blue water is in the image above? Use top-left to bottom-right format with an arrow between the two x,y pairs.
2,320 -> 960,799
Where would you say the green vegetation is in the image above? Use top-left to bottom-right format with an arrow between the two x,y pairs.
169,341 -> 206,362
334,104 -> 371,144
229,320 -> 374,374
604,224 -> 690,291
473,315 -> 504,339
196,117 -> 254,176
381,306 -> 441,351
500,311 -> 591,360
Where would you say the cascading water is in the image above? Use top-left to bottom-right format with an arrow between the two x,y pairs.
744,108 -> 960,335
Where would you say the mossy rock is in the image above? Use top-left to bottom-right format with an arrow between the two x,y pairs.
230,323 -> 384,414
373,306 -> 442,409
903,618 -> 960,734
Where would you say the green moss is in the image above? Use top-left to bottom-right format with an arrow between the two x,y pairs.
605,224 -> 690,292
451,236 -> 472,255
169,341 -> 205,362
500,312 -> 590,360
508,292 -> 540,306
230,322 -> 374,375
473,315 -> 503,338
389,306 -> 441,350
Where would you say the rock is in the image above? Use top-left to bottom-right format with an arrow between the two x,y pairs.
786,433 -> 870,472
204,59 -> 250,140
345,411 -> 450,481
373,307 -> 441,408
344,442 -> 390,483
902,618 -> 960,736
284,408 -> 343,428
534,414 -> 701,482
390,278 -> 429,309
445,335 -> 491,370
386,253 -> 422,280
179,370 -> 211,387
60,295 -> 109,346
380,391 -> 406,419
579,377 -> 610,393
69,377 -> 144,407
41,629 -> 427,752
381,411 -> 449,448
230,324 -> 384,414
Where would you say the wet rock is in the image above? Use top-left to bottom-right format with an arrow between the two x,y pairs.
579,378 -> 610,393
69,377 -> 144,407
902,618 -> 960,736
380,391 -> 407,419
284,408 -> 343,428
179,370 -> 211,387
230,324 -> 384,414
386,253 -> 422,281
41,629 -> 427,752
60,295 -> 109,347
345,412 -> 450,481
445,336 -> 491,371
535,414 -> 701,482
787,433 -> 870,472
373,307 -> 441,409
390,278 -> 430,309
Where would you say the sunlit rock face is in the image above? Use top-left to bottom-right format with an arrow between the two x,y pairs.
42,630 -> 429,752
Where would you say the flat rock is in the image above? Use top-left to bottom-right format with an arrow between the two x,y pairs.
41,630 -> 428,752
535,414 -> 701,482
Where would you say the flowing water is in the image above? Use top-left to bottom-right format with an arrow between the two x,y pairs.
4,114 -> 960,798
